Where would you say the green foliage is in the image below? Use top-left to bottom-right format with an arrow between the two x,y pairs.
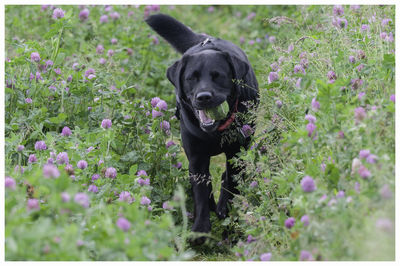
5,5 -> 395,261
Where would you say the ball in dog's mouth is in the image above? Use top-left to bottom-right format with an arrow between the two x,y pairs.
197,101 -> 230,128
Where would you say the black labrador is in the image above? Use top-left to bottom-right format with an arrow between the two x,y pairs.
146,13 -> 259,237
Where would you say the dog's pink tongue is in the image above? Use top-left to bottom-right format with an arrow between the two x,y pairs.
198,110 -> 213,124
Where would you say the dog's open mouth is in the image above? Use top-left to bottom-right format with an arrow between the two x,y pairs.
196,101 -> 230,129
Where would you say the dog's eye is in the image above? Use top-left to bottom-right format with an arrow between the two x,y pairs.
186,71 -> 199,81
210,71 -> 220,80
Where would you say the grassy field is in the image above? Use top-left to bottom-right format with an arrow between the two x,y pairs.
4,5 -> 395,261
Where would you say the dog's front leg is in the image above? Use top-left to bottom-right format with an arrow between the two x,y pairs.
188,155 -> 214,234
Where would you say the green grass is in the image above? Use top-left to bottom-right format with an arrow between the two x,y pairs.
5,5 -> 395,261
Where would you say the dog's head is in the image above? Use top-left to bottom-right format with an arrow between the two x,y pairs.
167,49 -> 249,132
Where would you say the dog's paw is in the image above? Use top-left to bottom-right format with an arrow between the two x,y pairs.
216,201 -> 228,219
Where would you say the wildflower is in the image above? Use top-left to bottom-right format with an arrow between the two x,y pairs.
250,181 -> 258,188
101,119 -> 112,129
260,253 -> 272,261
88,184 -> 98,193
77,160 -> 88,169
137,170 -> 148,177
336,190 -> 345,198
247,12 -> 256,20
119,191 -> 134,203
162,201 -> 173,210
79,8 -> 90,21
111,38 -> 118,45
116,217 -> 131,231
43,164 -> 60,178
99,58 -> 106,64
268,72 -> 279,83
268,36 -> 276,43
357,49 -> 366,59
140,196 -> 151,205
390,94 -> 395,103
351,78 -> 364,90
361,24 -> 370,32
59,192 -> 70,203
301,215 -> 309,226
311,98 -> 320,111
160,121 -> 170,133
84,68 -> 95,78
151,97 -> 161,107
173,162 -> 182,169
76,240 -> 84,247
327,71 -> 337,83
107,49 -> 114,57
96,44 -> 104,54
332,5 -> 344,16
241,125 -> 253,138
152,35 -> 159,45
275,100 -> 282,108
381,18 -> 392,27
356,64 -> 365,72
247,234 -> 256,243
30,52 -> 40,62
208,6 -> 215,13
299,250 -> 313,261
304,115 -> 316,124
349,55 -> 356,63
16,145 -> 25,152
270,62 -> 279,71
52,8 -> 65,19
301,176 -> 316,192
5,176 -> 16,190
74,193 -> 89,208
306,123 -> 316,138
28,154 -> 37,163
166,140 -> 175,148
105,167 -> 117,178
100,14 -> 108,23
27,198 -> 40,211
358,92 -> 366,101
380,184 -> 392,199
156,100 -> 168,111
354,107 -> 366,122
284,217 -> 295,229
109,11 -> 120,20
358,164 -> 371,179
137,178 -> 150,186
61,126 -> 72,136
359,149 -> 370,159
152,109 -> 163,118
300,58 -> 308,69
293,64 -> 305,74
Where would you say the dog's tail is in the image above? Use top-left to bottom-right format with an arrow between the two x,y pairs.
145,13 -> 207,54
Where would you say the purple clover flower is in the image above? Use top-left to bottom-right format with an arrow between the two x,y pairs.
332,5 -> 344,16
109,11 -> 120,20
34,141 -> 47,151
116,217 -> 131,231
284,217 -> 295,229
250,181 -> 258,188
52,8 -> 65,19
28,154 -> 37,163
61,126 -> 72,136
327,70 -> 337,83
17,145 -> 25,151
349,55 -> 356,63
43,164 -> 60,178
241,124 -> 253,138
111,38 -> 118,45
137,170 -> 147,177
88,184 -> 98,193
275,100 -> 283,108
74,192 -> 89,208
336,190 -> 345,198
166,140 -> 175,148
140,196 -> 151,205
268,71 -> 279,83
151,97 -> 161,107
79,8 -> 90,21
358,165 -> 371,178
366,154 -> 378,164
152,109 -> 163,118
77,160 -> 88,169
156,100 -> 168,111
27,198 -> 40,211
119,191 -> 134,203
311,98 -> 320,111
101,119 -> 112,129
25,98 -> 32,104
354,107 -> 366,122
96,44 -> 104,54
162,201 -> 173,210
390,94 -> 395,103
305,114 -> 316,124
173,162 -> 182,169
91,174 -> 100,181
260,253 -> 272,261
299,250 -> 313,261
100,14 -> 108,23
5,176 -> 16,190
293,64 -> 305,75
107,49 -> 114,57
359,149 -> 370,159
105,167 -> 117,178
301,215 -> 309,226
301,176 -> 316,192
30,52 -> 40,62
137,178 -> 150,186
247,234 -> 256,243
160,121 -> 170,132
306,123 -> 317,138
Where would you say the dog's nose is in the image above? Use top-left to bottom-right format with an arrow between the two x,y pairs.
196,91 -> 213,103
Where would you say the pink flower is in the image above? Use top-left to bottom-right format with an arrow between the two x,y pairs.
284,217 -> 295,229
27,198 -> 40,211
74,192 -> 89,208
140,196 -> 151,205
105,167 -> 117,178
5,176 -> 16,190
77,160 -> 88,169
311,98 -> 320,111
358,164 -> 371,179
30,52 -> 40,62
156,100 -> 168,111
43,164 -> 60,178
52,8 -> 65,19
354,107 -> 366,122
116,217 -> 131,231
61,126 -> 72,136
100,15 -> 108,23
119,191 -> 134,203
260,253 -> 272,261
101,119 -> 112,129
79,8 -> 90,21
268,72 -> 279,83
301,176 -> 316,192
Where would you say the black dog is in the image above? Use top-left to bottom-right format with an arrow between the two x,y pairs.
146,14 -> 258,236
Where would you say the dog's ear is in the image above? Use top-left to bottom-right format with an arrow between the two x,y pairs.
167,57 -> 187,99
223,52 -> 250,81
